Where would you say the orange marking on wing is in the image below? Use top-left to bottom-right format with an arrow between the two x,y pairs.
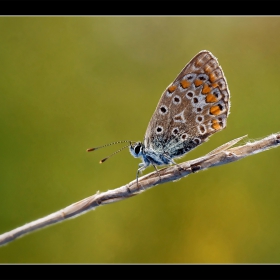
180,80 -> 190,89
210,105 -> 222,115
168,85 -> 176,93
202,84 -> 211,94
194,79 -> 203,87
211,119 -> 221,130
206,93 -> 218,103
209,73 -> 217,82
211,82 -> 219,88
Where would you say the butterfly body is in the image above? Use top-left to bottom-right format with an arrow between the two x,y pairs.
130,50 -> 230,179
88,50 -> 230,185
129,142 -> 172,167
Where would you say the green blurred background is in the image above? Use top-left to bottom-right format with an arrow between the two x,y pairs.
0,17 -> 280,263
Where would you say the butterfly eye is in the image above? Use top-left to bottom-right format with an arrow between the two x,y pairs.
134,144 -> 141,155
134,145 -> 141,154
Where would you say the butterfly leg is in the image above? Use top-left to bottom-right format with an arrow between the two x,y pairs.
151,163 -> 162,184
135,163 -> 147,190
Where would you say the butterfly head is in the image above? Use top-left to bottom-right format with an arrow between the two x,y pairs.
129,142 -> 145,159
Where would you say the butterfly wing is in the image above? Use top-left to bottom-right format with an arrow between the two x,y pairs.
144,50 -> 230,160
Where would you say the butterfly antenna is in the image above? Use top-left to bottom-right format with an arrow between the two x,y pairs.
99,144 -> 131,164
87,140 -> 134,152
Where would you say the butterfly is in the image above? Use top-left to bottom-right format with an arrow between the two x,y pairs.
88,50 -> 230,185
